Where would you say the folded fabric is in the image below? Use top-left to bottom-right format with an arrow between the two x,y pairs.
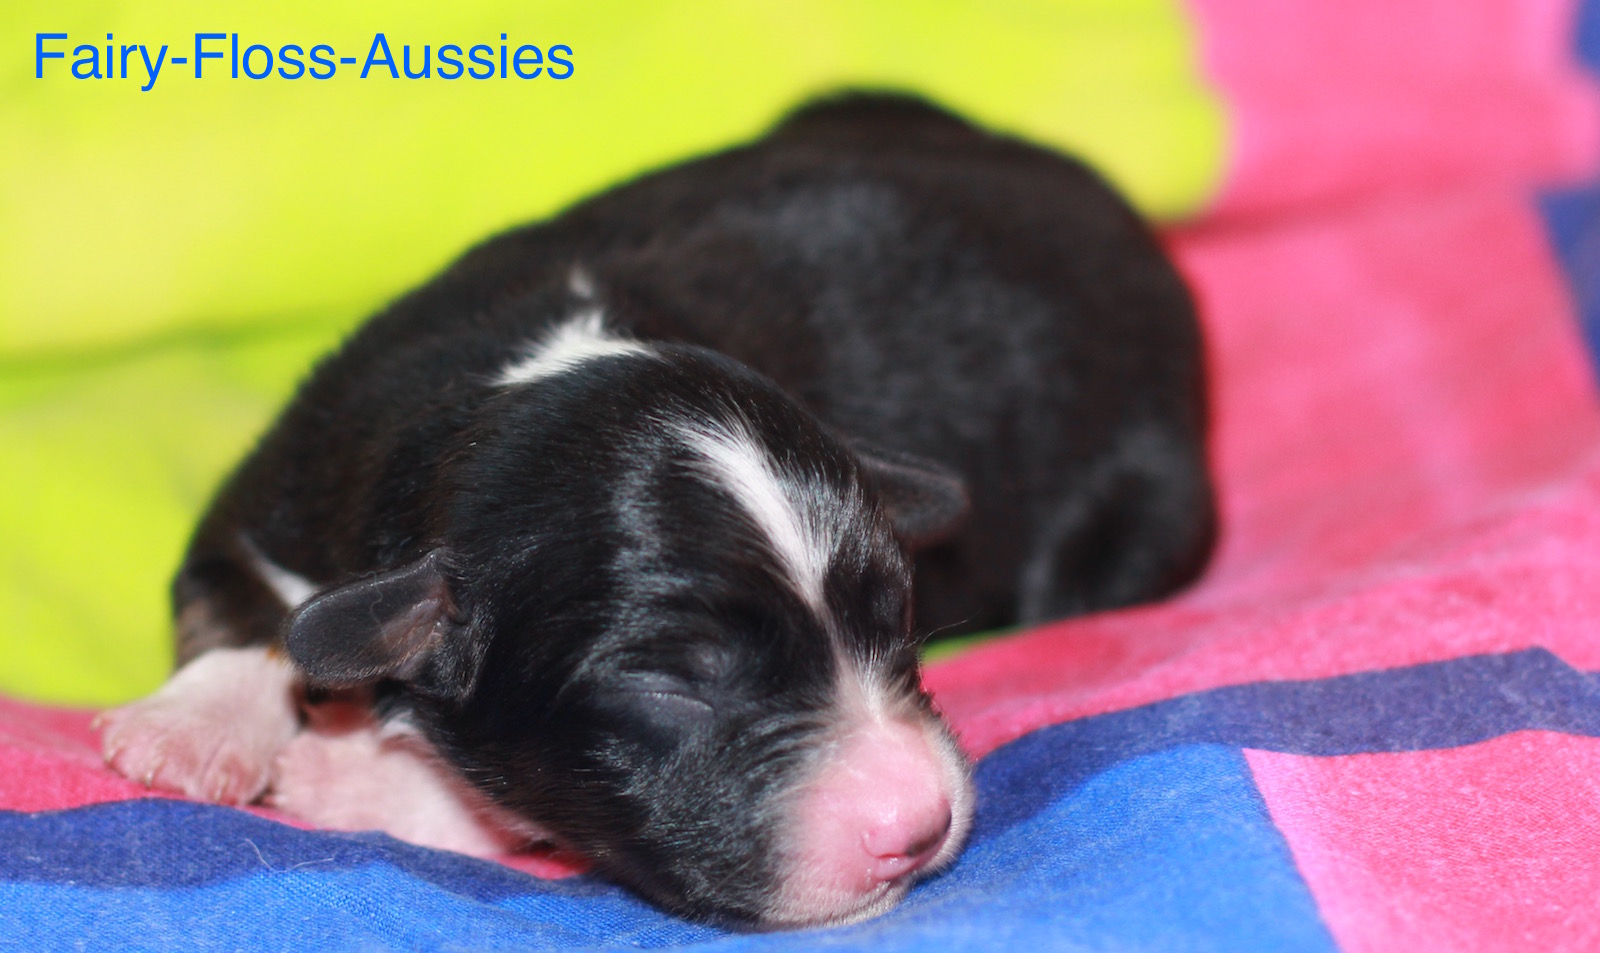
8,179 -> 1600,953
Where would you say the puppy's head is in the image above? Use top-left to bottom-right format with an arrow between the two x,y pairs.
286,345 -> 975,926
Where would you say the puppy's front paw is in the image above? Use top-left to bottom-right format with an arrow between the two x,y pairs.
100,647 -> 299,805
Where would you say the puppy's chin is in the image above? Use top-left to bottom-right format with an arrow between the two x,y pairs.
760,879 -> 911,930
757,820 -> 967,929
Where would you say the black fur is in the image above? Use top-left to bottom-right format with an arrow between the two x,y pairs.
171,93 -> 1214,922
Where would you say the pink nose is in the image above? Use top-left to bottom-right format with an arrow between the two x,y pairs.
791,717 -> 960,897
862,797 -> 954,884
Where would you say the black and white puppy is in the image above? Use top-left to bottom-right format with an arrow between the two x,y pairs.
100,94 -> 1214,927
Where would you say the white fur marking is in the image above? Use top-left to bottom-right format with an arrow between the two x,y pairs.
567,264 -> 596,299
678,419 -> 838,612
241,537 -> 318,610
268,703 -> 545,856
495,310 -> 655,386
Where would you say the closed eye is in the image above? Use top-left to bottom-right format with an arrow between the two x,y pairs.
634,689 -> 715,719
619,671 -> 706,697
605,672 -> 717,729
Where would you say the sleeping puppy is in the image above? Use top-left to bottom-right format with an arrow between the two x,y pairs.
99,93 -> 1214,927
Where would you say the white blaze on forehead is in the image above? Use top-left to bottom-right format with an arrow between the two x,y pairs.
495,309 -> 656,387
677,417 -> 841,613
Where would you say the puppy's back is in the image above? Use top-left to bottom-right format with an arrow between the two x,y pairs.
572,93 -> 1214,633
177,93 -> 1212,655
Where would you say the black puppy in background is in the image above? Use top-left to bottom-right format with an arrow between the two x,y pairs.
101,94 -> 1214,927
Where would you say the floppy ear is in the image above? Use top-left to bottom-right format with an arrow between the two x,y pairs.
283,549 -> 484,702
850,441 -> 971,549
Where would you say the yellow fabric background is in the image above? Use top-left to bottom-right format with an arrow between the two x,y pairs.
0,0 -> 1225,704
